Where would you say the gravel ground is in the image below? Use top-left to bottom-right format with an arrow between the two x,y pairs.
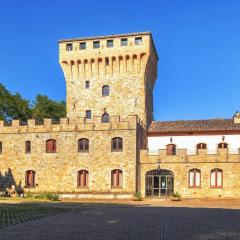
0,201 -> 240,240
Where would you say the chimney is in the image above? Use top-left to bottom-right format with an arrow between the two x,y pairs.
233,111 -> 240,123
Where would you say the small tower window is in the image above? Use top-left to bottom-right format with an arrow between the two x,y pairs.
93,41 -> 100,49
78,138 -> 89,152
121,38 -> 128,46
135,37 -> 142,45
107,39 -> 114,48
66,43 -> 73,51
85,81 -> 90,89
25,141 -> 31,153
111,137 -> 123,152
86,110 -> 91,119
102,113 -> 110,123
102,85 -> 109,96
80,42 -> 86,50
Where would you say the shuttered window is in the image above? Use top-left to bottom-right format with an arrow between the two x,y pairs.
166,144 -> 176,155
25,170 -> 35,188
46,139 -> 56,153
77,170 -> 89,188
111,169 -> 123,188
210,169 -> 223,188
189,169 -> 201,188
25,141 -> 31,153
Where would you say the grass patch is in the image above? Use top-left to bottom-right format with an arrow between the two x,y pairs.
0,203 -> 67,229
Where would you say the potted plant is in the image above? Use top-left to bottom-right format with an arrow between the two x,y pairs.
171,191 -> 181,201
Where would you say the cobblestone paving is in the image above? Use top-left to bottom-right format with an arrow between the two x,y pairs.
0,203 -> 240,240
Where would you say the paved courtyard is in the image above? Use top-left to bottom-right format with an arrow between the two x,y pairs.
0,199 -> 240,240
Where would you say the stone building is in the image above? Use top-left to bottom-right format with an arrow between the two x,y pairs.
0,32 -> 240,199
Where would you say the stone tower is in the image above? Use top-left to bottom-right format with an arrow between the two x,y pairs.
59,32 -> 158,127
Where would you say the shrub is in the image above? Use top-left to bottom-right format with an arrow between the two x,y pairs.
134,192 -> 143,201
25,193 -> 60,201
173,191 -> 181,199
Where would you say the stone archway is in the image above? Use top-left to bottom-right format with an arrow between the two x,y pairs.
145,169 -> 174,198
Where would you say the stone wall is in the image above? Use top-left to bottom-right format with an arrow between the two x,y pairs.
140,149 -> 240,198
0,116 -> 138,198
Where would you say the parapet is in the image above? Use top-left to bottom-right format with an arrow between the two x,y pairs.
0,115 -> 139,134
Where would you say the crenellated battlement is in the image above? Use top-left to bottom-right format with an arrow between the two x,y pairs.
0,115 -> 138,134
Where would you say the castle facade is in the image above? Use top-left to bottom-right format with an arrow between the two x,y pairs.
1,32 -> 240,199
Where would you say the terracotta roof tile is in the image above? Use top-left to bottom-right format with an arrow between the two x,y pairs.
148,119 -> 240,133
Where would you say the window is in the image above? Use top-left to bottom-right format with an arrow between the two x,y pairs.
111,169 -> 123,188
189,169 -> 201,188
46,139 -> 56,153
102,113 -> 110,123
166,144 -> 177,155
77,170 -> 89,188
105,58 -> 109,65
25,141 -> 31,153
66,43 -> 73,51
121,38 -> 128,46
197,143 -> 207,150
210,169 -> 223,188
218,143 -> 228,149
85,81 -> 90,89
102,85 -> 109,96
111,137 -> 123,152
93,41 -> 100,49
135,37 -> 142,45
78,138 -> 89,152
80,42 -> 86,50
107,39 -> 113,48
85,110 -> 91,119
25,170 -> 35,188
0,141 -> 2,154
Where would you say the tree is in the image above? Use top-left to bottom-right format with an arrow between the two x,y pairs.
0,84 -> 32,121
31,95 -> 66,122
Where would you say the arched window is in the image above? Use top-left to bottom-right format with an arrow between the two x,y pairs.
166,144 -> 176,155
25,141 -> 31,153
46,139 -> 56,153
102,85 -> 109,96
111,169 -> 123,188
77,170 -> 89,188
218,143 -> 228,149
197,143 -> 207,154
210,169 -> 223,188
102,113 -> 110,123
0,141 -> 2,154
78,138 -> 89,152
189,169 -> 201,188
111,137 -> 123,152
25,170 -> 36,188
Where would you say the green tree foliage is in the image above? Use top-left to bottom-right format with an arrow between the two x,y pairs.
32,95 -> 66,122
0,84 -> 32,121
0,83 -> 66,122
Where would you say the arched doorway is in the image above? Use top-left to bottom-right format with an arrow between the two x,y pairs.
145,169 -> 174,197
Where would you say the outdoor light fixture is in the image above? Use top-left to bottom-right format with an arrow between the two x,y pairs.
222,136 -> 225,141
170,137 -> 173,143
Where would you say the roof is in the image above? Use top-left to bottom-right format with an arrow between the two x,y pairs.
58,31 -> 152,43
148,118 -> 240,134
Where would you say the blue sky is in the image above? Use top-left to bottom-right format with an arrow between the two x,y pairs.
0,0 -> 239,121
